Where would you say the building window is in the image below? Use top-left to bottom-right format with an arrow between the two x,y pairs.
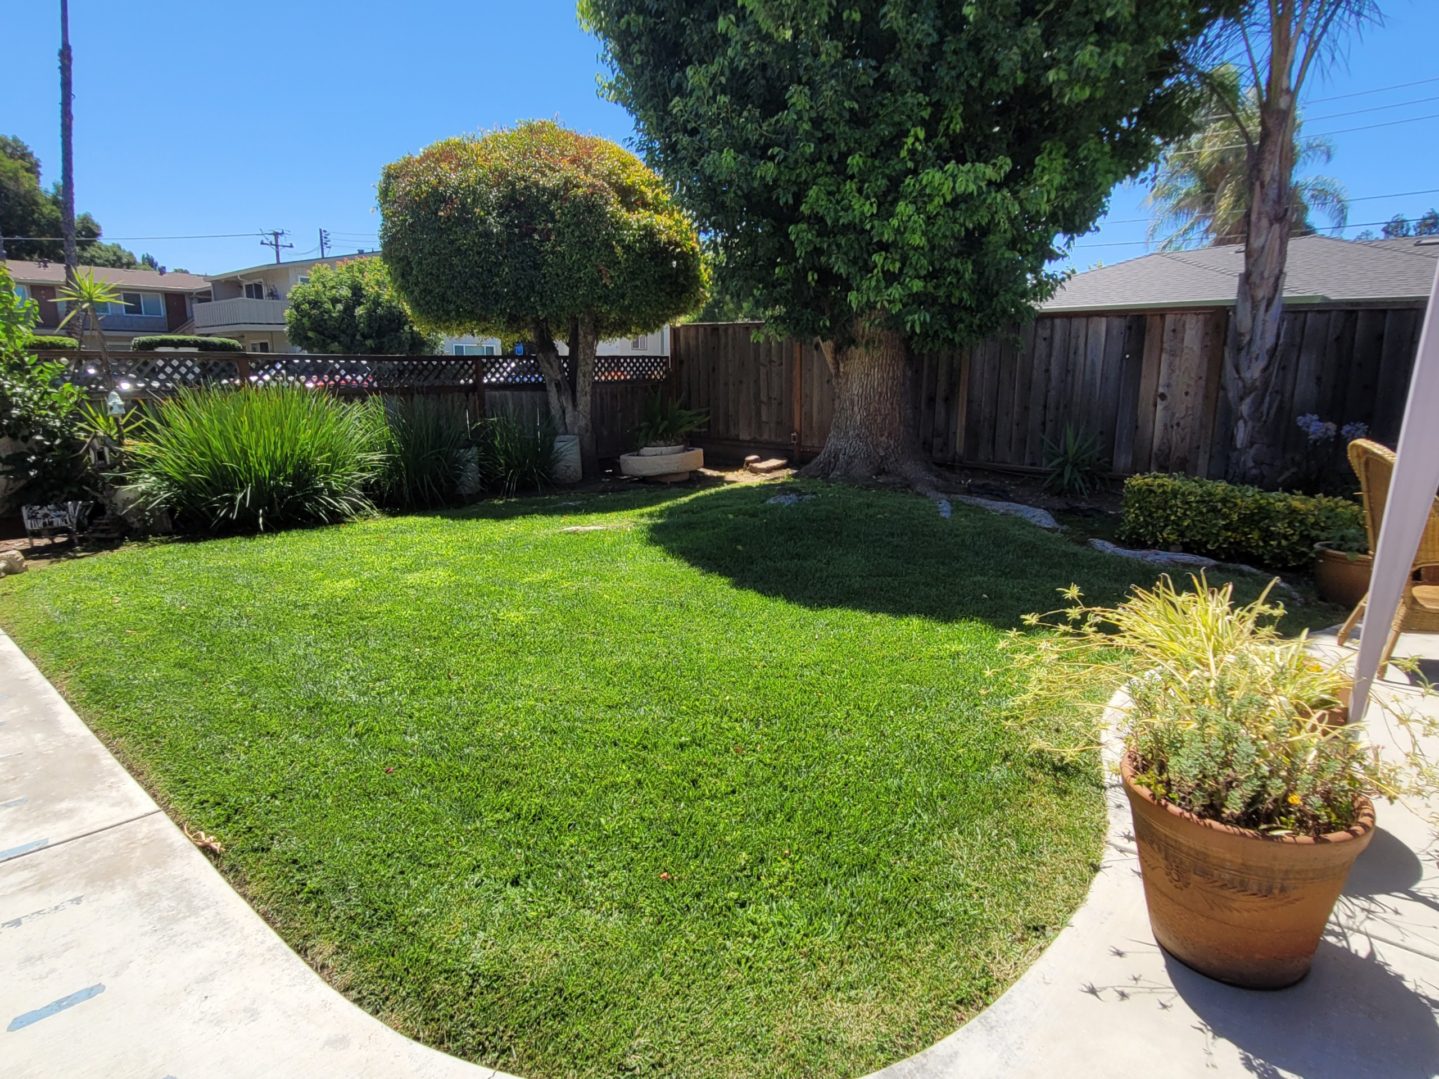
119,292 -> 163,317
15,284 -> 29,301
244,282 -> 265,300
249,341 -> 271,353
632,336 -> 647,350
195,290 -> 212,304
453,343 -> 496,356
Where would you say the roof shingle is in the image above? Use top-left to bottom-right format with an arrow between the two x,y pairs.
1043,235 -> 1439,312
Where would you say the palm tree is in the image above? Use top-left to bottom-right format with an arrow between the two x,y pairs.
1147,87 -> 1347,250
59,0 -> 77,283
57,271 -> 123,400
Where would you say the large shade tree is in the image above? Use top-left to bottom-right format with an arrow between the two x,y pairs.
583,0 -> 1238,484
378,121 -> 705,472
0,137 -> 139,267
285,258 -> 440,355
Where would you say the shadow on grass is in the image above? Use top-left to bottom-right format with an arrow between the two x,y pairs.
643,481 -> 1247,628
443,482 -> 695,523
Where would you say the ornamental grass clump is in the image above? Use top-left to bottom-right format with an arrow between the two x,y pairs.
1010,574 -> 1438,837
127,385 -> 384,532
366,395 -> 473,510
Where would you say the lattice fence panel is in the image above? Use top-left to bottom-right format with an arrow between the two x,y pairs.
596,355 -> 670,382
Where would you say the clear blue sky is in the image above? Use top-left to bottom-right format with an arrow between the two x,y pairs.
8,1 -> 1438,276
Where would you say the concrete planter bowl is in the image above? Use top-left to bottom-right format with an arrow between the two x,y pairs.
619,443 -> 703,483
1121,749 -> 1374,989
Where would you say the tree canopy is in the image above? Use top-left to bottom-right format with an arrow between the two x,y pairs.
1147,75 -> 1346,249
378,120 -> 704,342
583,0 -> 1233,352
0,136 -> 140,267
285,259 -> 440,355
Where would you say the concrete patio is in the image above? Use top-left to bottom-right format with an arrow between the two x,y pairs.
2,625 -> 1436,1078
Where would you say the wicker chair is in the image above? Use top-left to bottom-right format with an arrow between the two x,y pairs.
1335,438 -> 1439,668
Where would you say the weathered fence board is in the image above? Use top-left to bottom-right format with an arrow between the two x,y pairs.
671,302 -> 1426,483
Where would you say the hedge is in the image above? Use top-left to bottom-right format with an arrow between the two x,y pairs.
28,334 -> 81,350
1118,474 -> 1365,570
130,334 -> 244,352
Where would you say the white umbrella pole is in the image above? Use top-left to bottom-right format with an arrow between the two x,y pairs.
1351,263 -> 1439,721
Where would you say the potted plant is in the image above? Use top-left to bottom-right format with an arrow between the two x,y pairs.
1012,575 -> 1437,989
619,392 -> 706,482
1314,520 -> 1371,608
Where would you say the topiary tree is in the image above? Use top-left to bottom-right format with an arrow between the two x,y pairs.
378,120 -> 705,472
285,259 -> 440,355
583,0 -> 1233,485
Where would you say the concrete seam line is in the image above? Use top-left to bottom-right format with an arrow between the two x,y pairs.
0,808 -> 162,865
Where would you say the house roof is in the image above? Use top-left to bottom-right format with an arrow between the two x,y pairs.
207,253 -> 377,281
3,259 -> 211,293
1042,235 -> 1439,312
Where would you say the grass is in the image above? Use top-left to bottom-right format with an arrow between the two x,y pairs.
0,482 -> 1342,1077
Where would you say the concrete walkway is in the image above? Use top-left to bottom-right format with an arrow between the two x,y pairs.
875,628 -> 1439,1079
3,624 -> 1437,1078
0,631 -> 504,1079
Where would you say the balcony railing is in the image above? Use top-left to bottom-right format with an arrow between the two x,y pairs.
193,297 -> 287,330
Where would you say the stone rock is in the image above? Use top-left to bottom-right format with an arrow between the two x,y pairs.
935,498 -> 953,520
1087,538 -> 1216,567
745,456 -> 790,475
766,492 -> 814,507
955,496 -> 1059,530
559,525 -> 614,533
0,550 -> 26,575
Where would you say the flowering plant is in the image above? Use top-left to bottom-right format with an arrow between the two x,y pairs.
1007,574 -> 1438,837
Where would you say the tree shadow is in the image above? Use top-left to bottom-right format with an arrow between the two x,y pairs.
445,482 -> 695,523
1164,942 -> 1439,1078
644,482 -> 1323,630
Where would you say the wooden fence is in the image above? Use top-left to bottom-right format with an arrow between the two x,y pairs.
671,304 -> 1427,482
43,350 -> 671,460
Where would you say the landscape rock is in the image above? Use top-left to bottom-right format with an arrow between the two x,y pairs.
0,550 -> 26,575
745,455 -> 791,475
955,496 -> 1059,530
1087,538 -> 1216,567
766,492 -> 814,507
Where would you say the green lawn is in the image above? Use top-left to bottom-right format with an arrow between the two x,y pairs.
0,482 -> 1338,1077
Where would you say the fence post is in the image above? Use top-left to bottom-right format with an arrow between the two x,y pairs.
235,354 -> 251,385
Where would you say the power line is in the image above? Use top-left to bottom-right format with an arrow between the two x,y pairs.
1307,75 -> 1439,104
1304,93 -> 1439,124
1070,215 -> 1435,251
1161,110 -> 1439,157
1098,187 -> 1439,227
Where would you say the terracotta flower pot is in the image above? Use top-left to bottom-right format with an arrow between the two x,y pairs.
1313,543 -> 1372,608
1121,752 -> 1374,989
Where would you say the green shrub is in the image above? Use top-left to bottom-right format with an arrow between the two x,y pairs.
476,411 -> 556,496
127,385 -> 383,532
367,395 -> 473,509
27,334 -> 81,351
130,334 -> 244,352
1118,473 -> 1363,570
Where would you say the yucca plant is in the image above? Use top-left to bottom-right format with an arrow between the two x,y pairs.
126,385 -> 384,532
367,395 -> 473,510
1041,423 -> 1104,497
476,410 -> 557,496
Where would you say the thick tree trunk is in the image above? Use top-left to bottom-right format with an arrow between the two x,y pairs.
1227,100 -> 1294,485
800,318 -> 932,486
1227,18 -> 1299,486
532,318 -> 600,477
569,315 -> 599,475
